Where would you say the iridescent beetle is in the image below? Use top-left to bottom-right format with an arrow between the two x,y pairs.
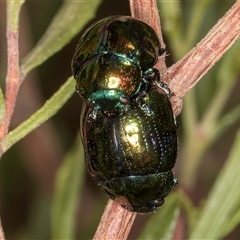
72,16 -> 178,213
72,15 -> 169,113
80,86 -> 178,213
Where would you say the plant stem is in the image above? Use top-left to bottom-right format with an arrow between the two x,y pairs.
129,0 -> 167,77
93,0 -> 164,238
92,0 -> 240,238
0,1 -> 24,153
93,200 -> 136,240
0,217 -> 4,240
165,0 -> 240,116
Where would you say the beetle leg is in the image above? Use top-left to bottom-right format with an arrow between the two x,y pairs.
88,110 -> 97,120
139,102 -> 153,116
157,81 -> 172,97
159,48 -> 166,56
151,68 -> 173,97
136,93 -> 153,116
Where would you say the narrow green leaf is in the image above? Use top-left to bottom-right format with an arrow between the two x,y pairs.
186,1 -> 214,48
0,88 -> 5,123
221,205 -> 240,238
158,0 -> 184,59
202,41 -> 240,135
51,135 -> 85,239
138,192 -> 180,239
6,0 -> 25,31
190,129 -> 240,239
215,104 -> 240,139
2,77 -> 75,152
179,189 -> 200,233
21,0 -> 102,76
210,41 -> 240,140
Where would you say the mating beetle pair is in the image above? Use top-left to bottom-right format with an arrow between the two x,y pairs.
72,15 -> 178,213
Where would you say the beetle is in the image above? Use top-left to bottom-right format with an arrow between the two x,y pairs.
80,86 -> 178,213
72,15 -> 167,113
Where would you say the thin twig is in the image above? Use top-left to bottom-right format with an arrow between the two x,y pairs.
0,2 -> 22,238
166,0 -> 240,116
92,0 -> 240,239
0,19 -> 21,154
93,200 -> 136,240
92,1 -> 161,239
5,31 -> 21,124
0,217 -> 5,240
129,0 -> 167,79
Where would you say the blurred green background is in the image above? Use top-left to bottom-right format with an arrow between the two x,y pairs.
0,0 -> 240,239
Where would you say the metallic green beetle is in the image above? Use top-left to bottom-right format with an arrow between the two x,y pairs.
72,16 -> 166,112
80,86 -> 178,213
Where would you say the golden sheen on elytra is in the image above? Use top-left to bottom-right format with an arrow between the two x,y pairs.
72,16 -> 178,213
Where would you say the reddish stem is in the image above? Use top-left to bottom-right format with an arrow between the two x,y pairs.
0,217 -> 4,240
5,31 -> 21,119
93,200 -> 136,240
129,0 -> 167,77
92,0 -> 240,239
92,1 -> 164,240
166,0 -> 240,116
0,29 -> 21,153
